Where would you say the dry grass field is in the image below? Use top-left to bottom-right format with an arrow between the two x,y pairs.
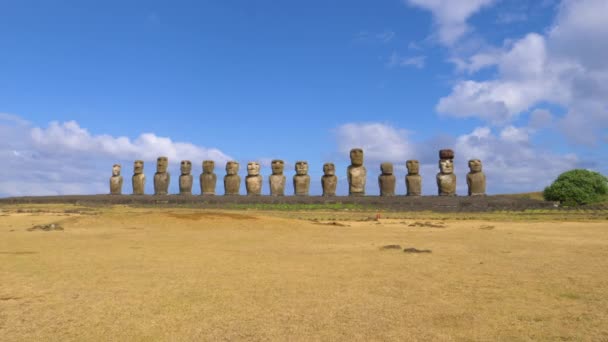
1,204 -> 608,341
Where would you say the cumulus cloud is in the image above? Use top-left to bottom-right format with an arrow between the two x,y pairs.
405,0 -> 496,45
333,121 -> 580,194
434,0 -> 608,144
452,125 -> 579,193
334,123 -> 415,163
0,115 -> 232,197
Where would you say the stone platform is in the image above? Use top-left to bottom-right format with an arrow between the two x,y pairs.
0,195 -> 557,212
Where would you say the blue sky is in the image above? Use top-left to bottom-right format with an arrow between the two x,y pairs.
1,0 -> 606,196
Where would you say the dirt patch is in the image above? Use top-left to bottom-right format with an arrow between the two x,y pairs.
27,223 -> 64,232
403,247 -> 432,253
311,220 -> 350,227
479,225 -> 495,230
408,221 -> 446,228
380,245 -> 402,250
164,212 -> 258,221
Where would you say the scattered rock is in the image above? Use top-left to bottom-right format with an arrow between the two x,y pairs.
403,247 -> 432,254
380,244 -> 402,250
408,221 -> 445,228
27,223 -> 64,232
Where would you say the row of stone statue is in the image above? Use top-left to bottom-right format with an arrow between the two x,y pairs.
109,148 -> 486,196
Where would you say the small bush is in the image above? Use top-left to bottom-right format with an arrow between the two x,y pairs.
543,169 -> 608,206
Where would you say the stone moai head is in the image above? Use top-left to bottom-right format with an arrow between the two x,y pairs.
226,161 -> 239,175
112,164 -> 121,177
134,160 -> 144,174
439,149 -> 455,175
203,160 -> 215,174
350,148 -> 364,166
381,162 -> 393,175
468,159 -> 482,173
323,163 -> 335,176
157,156 -> 168,173
247,162 -> 261,176
271,160 -> 285,175
180,160 -> 192,175
295,161 -> 309,175
406,160 -> 420,175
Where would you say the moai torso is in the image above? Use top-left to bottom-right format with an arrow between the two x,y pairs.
348,148 -> 366,196
378,162 -> 396,196
406,175 -> 422,196
406,160 -> 421,196
269,160 -> 286,196
437,150 -> 456,196
110,164 -> 123,195
224,161 -> 241,195
154,156 -> 170,195
245,162 -> 263,196
179,160 -> 193,195
200,160 -> 217,195
321,163 -> 337,196
132,160 -> 145,195
293,161 -> 310,196
467,159 -> 486,196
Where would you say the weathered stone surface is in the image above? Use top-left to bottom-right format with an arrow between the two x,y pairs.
269,159 -> 286,196
406,160 -> 421,196
293,161 -> 310,196
246,162 -> 263,196
179,160 -> 193,195
109,164 -> 123,195
132,160 -> 145,195
154,156 -> 170,195
467,159 -> 486,196
437,152 -> 456,196
200,160 -> 217,195
224,161 -> 241,195
378,162 -> 396,196
321,163 -> 337,196
347,148 -> 366,196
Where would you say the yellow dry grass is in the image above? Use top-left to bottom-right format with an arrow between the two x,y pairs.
1,205 -> 608,341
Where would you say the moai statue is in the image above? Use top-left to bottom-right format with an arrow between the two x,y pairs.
132,160 -> 145,195
269,159 -> 286,196
200,160 -> 217,195
179,160 -> 193,195
109,164 -> 123,195
293,161 -> 310,196
246,161 -> 263,196
467,159 -> 486,196
406,160 -> 422,196
321,163 -> 338,196
347,148 -> 366,196
378,162 -> 396,196
154,156 -> 170,195
224,161 -> 241,195
436,149 -> 456,196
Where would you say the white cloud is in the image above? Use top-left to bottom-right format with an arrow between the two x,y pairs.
334,123 -> 414,163
434,0 -> 608,144
0,115 -> 232,197
333,122 -> 580,194
30,120 -> 231,164
405,0 -> 496,45
387,53 -> 426,69
453,125 -> 578,193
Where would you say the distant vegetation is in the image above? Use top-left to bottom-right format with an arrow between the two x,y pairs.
544,169 -> 608,206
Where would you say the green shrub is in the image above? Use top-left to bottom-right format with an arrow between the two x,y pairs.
543,169 -> 608,206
